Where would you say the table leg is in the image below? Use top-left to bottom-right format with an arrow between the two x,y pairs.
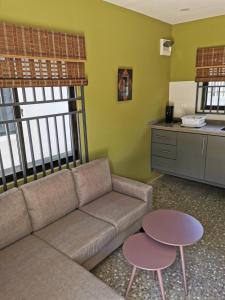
179,245 -> 188,295
157,269 -> 166,300
125,265 -> 136,299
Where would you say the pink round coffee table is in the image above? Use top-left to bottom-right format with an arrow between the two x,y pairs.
143,209 -> 204,295
123,233 -> 176,300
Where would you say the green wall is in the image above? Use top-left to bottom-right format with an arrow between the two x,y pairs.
0,0 -> 171,182
171,15 -> 225,81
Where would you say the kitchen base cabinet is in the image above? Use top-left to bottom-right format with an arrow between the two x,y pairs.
151,128 -> 225,189
151,129 -> 177,174
205,136 -> 225,185
176,133 -> 207,180
152,156 -> 176,173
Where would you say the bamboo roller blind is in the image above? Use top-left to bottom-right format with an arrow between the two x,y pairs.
196,46 -> 225,82
0,23 -> 88,87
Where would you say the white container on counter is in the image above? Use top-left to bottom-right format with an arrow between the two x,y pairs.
181,115 -> 207,128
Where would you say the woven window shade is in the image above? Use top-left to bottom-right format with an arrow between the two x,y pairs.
196,46 -> 225,82
0,23 -> 88,87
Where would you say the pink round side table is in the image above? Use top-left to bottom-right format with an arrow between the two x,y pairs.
122,233 -> 176,300
143,209 -> 204,295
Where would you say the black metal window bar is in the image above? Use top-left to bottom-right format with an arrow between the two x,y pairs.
0,86 -> 88,192
196,81 -> 225,114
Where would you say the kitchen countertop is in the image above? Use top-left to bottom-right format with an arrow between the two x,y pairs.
149,121 -> 225,137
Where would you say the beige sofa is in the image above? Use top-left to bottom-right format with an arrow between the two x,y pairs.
0,158 -> 152,300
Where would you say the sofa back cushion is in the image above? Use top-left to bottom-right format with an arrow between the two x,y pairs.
72,158 -> 112,207
0,188 -> 32,250
21,169 -> 78,231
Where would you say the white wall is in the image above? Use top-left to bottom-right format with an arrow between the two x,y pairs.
169,81 -> 225,121
169,81 -> 196,118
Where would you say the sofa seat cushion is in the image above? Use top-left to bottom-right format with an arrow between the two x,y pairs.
34,210 -> 116,264
80,191 -> 148,233
0,188 -> 32,250
21,169 -> 78,231
0,235 -> 123,300
72,158 -> 112,207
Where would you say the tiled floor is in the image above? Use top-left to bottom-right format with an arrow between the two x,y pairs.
93,175 -> 225,299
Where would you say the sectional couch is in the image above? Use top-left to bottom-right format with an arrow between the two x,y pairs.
0,158 -> 152,299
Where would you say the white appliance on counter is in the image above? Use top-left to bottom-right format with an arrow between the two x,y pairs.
181,115 -> 207,128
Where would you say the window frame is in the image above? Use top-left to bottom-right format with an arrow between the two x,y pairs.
1,86 -> 79,184
196,81 -> 225,114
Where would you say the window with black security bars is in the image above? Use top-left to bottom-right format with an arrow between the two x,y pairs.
0,85 -> 88,191
196,81 -> 225,114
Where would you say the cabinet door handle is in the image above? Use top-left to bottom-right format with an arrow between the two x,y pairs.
202,138 -> 205,155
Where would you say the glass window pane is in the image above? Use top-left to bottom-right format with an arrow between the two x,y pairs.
45,87 -> 52,100
20,87 -> 72,166
206,82 -> 225,108
25,88 -> 34,102
35,88 -> 44,101
53,87 -> 60,100
0,88 -> 21,176
62,87 -> 68,99
0,86 -> 76,180
0,89 -> 16,135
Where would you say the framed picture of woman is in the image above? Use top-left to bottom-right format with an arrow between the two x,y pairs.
118,68 -> 133,101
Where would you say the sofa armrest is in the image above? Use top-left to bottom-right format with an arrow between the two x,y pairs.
111,174 -> 152,208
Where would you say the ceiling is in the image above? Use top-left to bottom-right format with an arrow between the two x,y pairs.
103,0 -> 225,24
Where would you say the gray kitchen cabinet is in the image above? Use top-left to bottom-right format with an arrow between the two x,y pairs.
205,136 -> 225,185
151,127 -> 225,188
176,133 -> 207,180
152,156 -> 176,173
152,143 -> 176,160
151,129 -> 177,173
152,129 -> 177,145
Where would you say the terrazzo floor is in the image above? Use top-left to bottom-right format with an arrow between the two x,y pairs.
92,175 -> 225,300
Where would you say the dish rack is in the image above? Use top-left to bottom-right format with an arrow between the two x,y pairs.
181,115 -> 206,128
